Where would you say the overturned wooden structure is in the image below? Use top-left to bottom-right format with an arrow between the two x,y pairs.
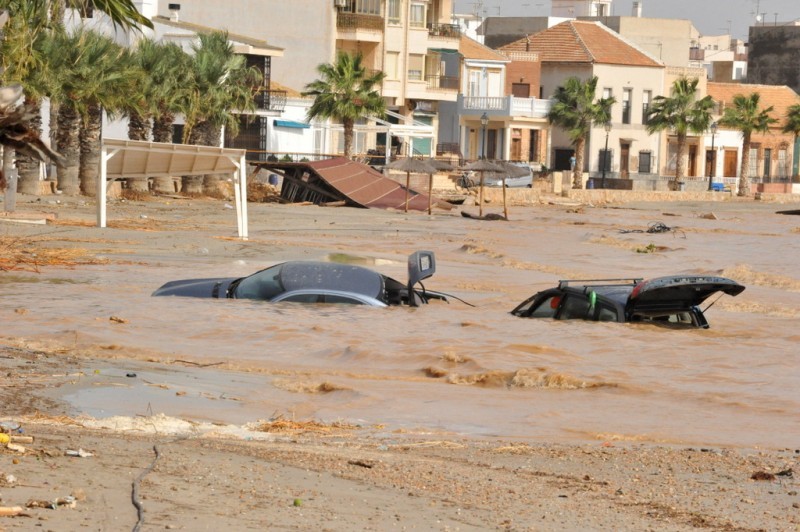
253,157 -> 443,211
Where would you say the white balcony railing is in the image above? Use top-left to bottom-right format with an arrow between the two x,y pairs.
459,95 -> 551,118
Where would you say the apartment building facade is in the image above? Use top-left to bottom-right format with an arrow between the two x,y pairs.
144,0 -> 461,157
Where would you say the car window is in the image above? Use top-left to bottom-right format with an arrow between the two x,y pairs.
596,304 -> 619,322
234,264 -> 283,300
279,293 -> 321,303
323,294 -> 367,305
558,294 -> 591,320
530,295 -> 561,318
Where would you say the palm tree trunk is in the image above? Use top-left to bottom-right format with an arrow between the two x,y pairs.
343,118 -> 354,158
573,137 -> 585,189
125,111 -> 152,192
16,99 -> 44,195
152,111 -> 177,193
739,132 -> 752,196
181,121 -> 219,195
79,103 -> 104,196
674,133 -> 687,188
56,102 -> 82,196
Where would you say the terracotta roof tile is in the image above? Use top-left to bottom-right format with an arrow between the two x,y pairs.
498,20 -> 662,68
459,35 -> 509,62
707,82 -> 800,121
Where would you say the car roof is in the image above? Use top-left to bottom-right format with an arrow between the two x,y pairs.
279,262 -> 385,300
558,279 -> 639,306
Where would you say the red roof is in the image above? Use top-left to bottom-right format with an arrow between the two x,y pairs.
499,21 -> 662,68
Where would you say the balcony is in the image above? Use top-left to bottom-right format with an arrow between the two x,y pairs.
458,95 -> 551,118
337,12 -> 384,42
427,23 -> 460,39
255,89 -> 287,112
425,74 -> 459,91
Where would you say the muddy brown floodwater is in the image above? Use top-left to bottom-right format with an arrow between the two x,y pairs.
2,196 -> 799,450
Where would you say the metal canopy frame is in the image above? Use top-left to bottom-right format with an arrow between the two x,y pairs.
98,139 -> 250,239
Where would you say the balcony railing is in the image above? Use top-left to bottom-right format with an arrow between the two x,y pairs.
427,23 -> 460,39
255,89 -> 287,112
337,12 -> 384,31
459,95 -> 552,118
425,74 -> 459,91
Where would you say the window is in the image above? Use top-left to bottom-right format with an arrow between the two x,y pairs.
357,0 -> 381,14
602,87 -> 612,100
387,0 -> 401,24
559,295 -> 591,320
512,83 -> 530,98
622,88 -> 632,124
763,148 -> 771,178
749,147 -> 758,177
778,149 -> 788,178
638,151 -> 652,174
407,54 -> 424,80
642,90 -> 651,125
410,2 -> 426,27
385,52 -> 400,80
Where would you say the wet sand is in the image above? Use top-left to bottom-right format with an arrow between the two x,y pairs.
1,192 -> 799,530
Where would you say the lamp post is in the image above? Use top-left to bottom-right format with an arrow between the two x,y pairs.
480,112 -> 488,160
601,122 -> 611,189
707,122 -> 717,191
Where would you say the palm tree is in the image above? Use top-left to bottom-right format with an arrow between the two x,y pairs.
0,0 -> 54,194
547,76 -> 615,189
48,28 -> 142,195
179,31 -> 260,195
302,51 -> 386,158
783,103 -> 800,181
718,92 -> 777,196
645,77 -> 714,187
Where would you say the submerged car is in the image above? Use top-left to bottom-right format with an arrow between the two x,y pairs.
153,251 -> 443,307
511,275 -> 745,328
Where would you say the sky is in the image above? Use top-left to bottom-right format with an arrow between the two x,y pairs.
453,0 -> 800,40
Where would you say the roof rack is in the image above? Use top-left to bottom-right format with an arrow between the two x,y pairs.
557,278 -> 643,289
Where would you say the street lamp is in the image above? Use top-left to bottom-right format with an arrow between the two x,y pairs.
480,112 -> 488,160
707,122 -> 718,191
601,122 -> 611,189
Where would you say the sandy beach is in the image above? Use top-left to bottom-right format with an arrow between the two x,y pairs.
1,190 -> 799,530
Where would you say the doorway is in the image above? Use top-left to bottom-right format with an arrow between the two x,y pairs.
724,149 -> 738,177
688,145 -> 697,176
620,143 -> 630,178
486,129 -> 497,159
705,149 -> 716,178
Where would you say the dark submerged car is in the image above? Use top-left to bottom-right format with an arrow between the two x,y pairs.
511,275 -> 745,328
152,251 -> 443,307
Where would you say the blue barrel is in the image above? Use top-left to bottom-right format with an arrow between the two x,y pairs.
268,174 -> 279,186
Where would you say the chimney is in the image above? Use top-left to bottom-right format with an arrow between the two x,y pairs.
168,3 -> 180,21
632,1 -> 642,17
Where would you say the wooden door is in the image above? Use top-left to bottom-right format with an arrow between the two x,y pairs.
620,143 -> 630,178
688,145 -> 697,176
724,149 -> 738,177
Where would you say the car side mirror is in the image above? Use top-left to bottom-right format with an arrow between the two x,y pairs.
407,251 -> 436,306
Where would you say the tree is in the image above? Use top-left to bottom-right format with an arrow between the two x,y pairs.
302,51 -> 386,158
718,92 -> 777,196
0,0 -> 54,194
48,28 -> 142,195
547,76 -> 615,189
179,31 -> 260,195
783,103 -> 800,181
645,77 -> 714,186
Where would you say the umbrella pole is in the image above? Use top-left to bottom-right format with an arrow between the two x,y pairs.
502,177 -> 508,220
405,171 -> 410,213
479,171 -> 485,217
427,173 -> 433,215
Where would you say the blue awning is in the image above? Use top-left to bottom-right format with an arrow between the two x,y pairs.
274,119 -> 310,129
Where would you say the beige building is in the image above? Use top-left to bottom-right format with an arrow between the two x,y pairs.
143,0 -> 460,156
501,21 -> 665,180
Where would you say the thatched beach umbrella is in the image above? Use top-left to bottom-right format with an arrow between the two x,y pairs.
491,161 -> 530,220
423,158 -> 455,215
386,157 -> 438,212
463,159 -> 503,217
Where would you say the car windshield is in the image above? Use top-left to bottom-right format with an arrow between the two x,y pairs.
232,264 -> 284,300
